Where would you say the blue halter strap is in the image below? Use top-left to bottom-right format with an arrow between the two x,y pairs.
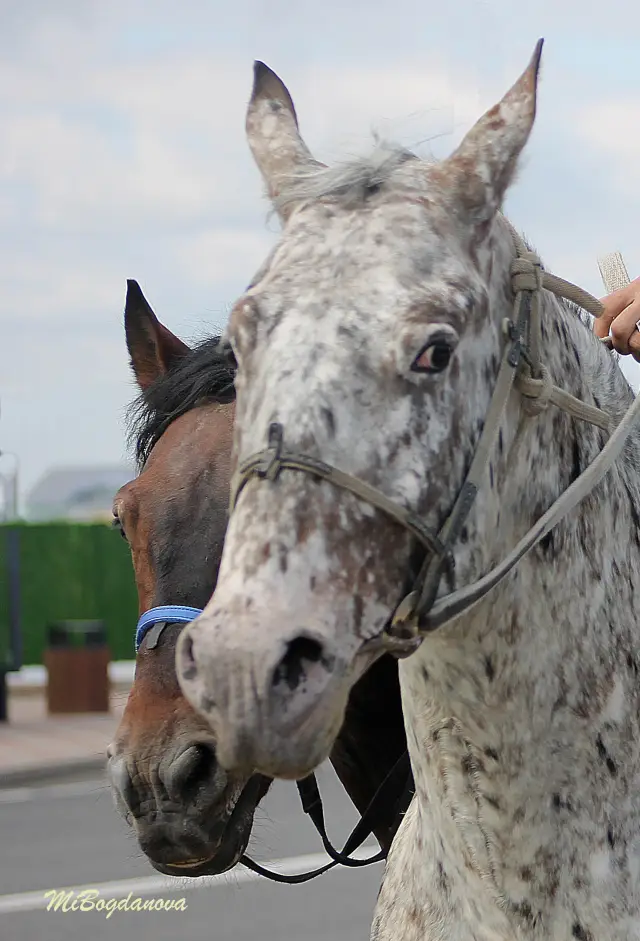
135,605 -> 202,653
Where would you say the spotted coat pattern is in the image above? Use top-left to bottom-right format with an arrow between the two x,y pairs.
178,46 -> 640,940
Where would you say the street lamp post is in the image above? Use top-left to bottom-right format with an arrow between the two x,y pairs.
0,451 -> 19,521
0,397 -> 19,520
0,455 -> 19,722
0,399 -> 21,720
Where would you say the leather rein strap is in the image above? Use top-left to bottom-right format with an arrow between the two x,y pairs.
240,750 -> 412,884
230,221 -> 640,655
134,606 -> 410,882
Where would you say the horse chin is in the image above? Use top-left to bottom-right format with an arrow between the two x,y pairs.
216,691 -> 348,782
143,774 -> 271,879
257,726 -> 338,781
235,741 -> 331,783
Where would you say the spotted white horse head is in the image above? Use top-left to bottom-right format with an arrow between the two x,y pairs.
179,42 -> 640,939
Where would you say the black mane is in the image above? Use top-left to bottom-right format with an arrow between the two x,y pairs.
127,336 -> 237,468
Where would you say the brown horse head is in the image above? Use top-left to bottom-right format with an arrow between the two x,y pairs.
108,280 -> 410,878
108,281 -> 270,877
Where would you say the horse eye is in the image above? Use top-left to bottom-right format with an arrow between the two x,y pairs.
411,338 -> 454,375
111,512 -> 127,541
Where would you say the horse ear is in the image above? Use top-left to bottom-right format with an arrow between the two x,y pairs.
437,39 -> 543,225
124,280 -> 190,391
246,61 -> 320,221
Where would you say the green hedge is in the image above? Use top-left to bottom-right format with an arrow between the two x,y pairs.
0,522 -> 138,666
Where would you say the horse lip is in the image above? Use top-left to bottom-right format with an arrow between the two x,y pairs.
164,854 -> 216,870
153,852 -> 237,878
148,836 -> 241,878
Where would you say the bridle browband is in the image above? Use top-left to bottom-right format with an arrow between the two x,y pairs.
230,221 -> 640,656
135,606 -> 412,883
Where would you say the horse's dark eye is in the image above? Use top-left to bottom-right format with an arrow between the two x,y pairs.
411,339 -> 454,374
112,513 -> 127,541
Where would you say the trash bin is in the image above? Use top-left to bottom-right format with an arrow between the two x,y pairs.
44,620 -> 110,714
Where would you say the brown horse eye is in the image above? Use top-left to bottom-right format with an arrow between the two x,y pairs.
411,339 -> 454,374
111,514 -> 127,540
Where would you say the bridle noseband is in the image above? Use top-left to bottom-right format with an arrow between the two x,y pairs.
135,605 -> 203,652
230,222 -> 640,655
134,606 -> 412,883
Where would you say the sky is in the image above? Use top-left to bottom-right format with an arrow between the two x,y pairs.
1,0 -> 640,507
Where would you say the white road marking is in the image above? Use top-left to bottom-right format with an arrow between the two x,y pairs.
0,846 -> 381,915
0,779 -> 108,804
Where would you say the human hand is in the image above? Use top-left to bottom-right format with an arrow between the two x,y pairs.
594,277 -> 640,361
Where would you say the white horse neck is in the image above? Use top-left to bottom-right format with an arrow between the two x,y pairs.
373,237 -> 640,941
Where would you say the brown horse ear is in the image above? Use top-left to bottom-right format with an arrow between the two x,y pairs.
124,280 -> 191,390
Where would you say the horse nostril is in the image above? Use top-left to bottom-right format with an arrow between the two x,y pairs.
179,633 -> 198,682
166,744 -> 217,802
109,758 -> 139,817
272,635 -> 327,692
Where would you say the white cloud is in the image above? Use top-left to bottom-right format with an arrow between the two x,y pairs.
0,39 -> 491,349
574,98 -> 640,203
175,227 -> 276,290
0,53 -> 485,238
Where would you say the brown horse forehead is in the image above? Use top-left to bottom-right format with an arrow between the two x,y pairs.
117,405 -> 233,538
143,404 -> 234,472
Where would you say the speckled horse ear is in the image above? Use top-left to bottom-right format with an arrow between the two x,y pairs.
245,61 -> 324,222
435,38 -> 543,227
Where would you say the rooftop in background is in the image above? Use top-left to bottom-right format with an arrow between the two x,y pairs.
25,465 -> 135,523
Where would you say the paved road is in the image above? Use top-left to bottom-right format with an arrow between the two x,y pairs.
0,763 -> 384,940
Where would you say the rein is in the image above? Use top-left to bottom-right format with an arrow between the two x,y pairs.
230,221 -> 640,656
135,606 -> 410,882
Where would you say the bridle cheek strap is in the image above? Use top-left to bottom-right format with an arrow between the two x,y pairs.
231,425 -> 455,587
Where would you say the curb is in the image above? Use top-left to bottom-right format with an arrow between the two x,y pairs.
8,662 -> 136,697
0,756 -> 107,790
9,680 -> 132,699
